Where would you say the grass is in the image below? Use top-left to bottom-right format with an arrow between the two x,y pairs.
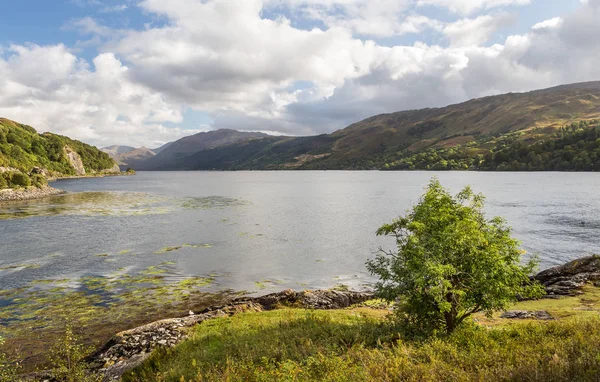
125,287 -> 600,382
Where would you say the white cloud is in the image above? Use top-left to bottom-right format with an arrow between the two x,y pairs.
532,17 -> 563,31
2,0 -> 600,148
417,0 -> 530,15
0,45 -> 194,148
444,13 -> 515,47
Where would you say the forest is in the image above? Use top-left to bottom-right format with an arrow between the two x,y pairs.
383,120 -> 600,171
0,118 -> 115,189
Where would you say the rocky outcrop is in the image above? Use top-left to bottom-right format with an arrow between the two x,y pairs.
100,162 -> 121,174
500,310 -> 553,320
64,145 -> 86,175
534,255 -> 600,296
84,289 -> 372,380
0,186 -> 65,202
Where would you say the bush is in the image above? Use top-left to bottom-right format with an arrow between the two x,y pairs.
367,179 -> 544,335
0,336 -> 21,382
49,325 -> 100,382
0,175 -> 7,189
7,171 -> 31,188
31,173 -> 47,188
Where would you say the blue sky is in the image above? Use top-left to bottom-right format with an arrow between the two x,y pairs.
0,0 -> 598,147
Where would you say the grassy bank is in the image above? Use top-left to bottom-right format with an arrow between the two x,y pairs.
125,286 -> 600,382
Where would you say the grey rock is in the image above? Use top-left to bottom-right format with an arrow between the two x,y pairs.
534,255 -> 600,296
500,310 -> 553,320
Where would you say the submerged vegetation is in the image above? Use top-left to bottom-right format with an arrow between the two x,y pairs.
0,264 -> 239,372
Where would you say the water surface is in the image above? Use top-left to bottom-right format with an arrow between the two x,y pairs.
1,171 -> 600,293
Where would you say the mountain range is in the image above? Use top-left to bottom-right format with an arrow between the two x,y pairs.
107,81 -> 600,171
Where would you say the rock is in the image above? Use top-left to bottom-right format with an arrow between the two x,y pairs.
30,167 -> 48,176
534,255 -> 600,296
0,186 -> 65,202
500,310 -> 553,320
64,145 -> 86,175
100,163 -> 121,174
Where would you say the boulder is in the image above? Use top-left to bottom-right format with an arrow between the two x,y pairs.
534,255 -> 600,296
500,310 -> 553,320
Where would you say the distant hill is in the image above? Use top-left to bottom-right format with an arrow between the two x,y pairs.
152,142 -> 173,154
136,129 -> 268,170
103,146 -> 156,170
128,81 -> 600,171
101,145 -> 136,156
0,118 -> 119,189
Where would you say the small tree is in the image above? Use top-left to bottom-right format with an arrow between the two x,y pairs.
367,179 -> 544,335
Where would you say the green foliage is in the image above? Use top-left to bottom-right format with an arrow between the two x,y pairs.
48,325 -> 101,382
383,120 -> 600,171
124,309 -> 600,382
0,175 -> 7,189
367,179 -> 544,335
31,173 -> 48,188
0,336 -> 21,382
0,118 -> 116,189
7,171 -> 31,188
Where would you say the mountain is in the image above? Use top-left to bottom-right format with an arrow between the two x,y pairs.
152,142 -> 173,154
0,118 -> 119,189
134,81 -> 600,171
103,146 -> 156,170
101,145 -> 136,156
136,129 -> 268,170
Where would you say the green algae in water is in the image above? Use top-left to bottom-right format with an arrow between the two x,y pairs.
155,244 -> 213,254
0,263 -> 41,271
179,196 -> 250,210
0,270 -> 240,372
0,192 -> 172,220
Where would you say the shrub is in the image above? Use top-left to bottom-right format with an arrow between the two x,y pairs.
49,325 -> 101,382
31,173 -> 47,188
367,179 -> 544,335
0,175 -> 7,189
0,336 -> 21,382
7,171 -> 31,188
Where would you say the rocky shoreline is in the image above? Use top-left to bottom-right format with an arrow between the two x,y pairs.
0,186 -> 66,202
21,256 -> 600,381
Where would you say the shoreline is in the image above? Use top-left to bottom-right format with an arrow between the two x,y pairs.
15,255 -> 600,380
0,171 -> 134,203
0,186 -> 66,203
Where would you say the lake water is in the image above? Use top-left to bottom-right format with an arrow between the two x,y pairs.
1,171 -> 600,293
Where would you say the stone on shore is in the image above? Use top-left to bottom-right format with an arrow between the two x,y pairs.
534,255 -> 600,296
500,310 -> 553,320
0,186 -> 65,202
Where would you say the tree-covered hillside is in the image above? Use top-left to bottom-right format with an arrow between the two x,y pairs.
381,120 -> 600,171
133,81 -> 600,171
0,118 -> 117,189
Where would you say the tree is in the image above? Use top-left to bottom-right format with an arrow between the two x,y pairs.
367,179 -> 544,335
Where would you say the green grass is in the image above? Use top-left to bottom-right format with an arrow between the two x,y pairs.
125,300 -> 600,382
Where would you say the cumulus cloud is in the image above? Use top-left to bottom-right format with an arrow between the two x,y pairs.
417,0 -> 531,15
1,0 -> 600,147
0,45 -> 196,148
444,13 -> 515,47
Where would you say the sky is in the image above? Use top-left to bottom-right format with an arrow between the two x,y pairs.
0,0 -> 598,148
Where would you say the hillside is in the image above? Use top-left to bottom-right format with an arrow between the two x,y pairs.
103,146 -> 156,170
136,129 -> 269,170
101,145 -> 136,156
132,81 -> 600,171
0,118 -> 119,189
